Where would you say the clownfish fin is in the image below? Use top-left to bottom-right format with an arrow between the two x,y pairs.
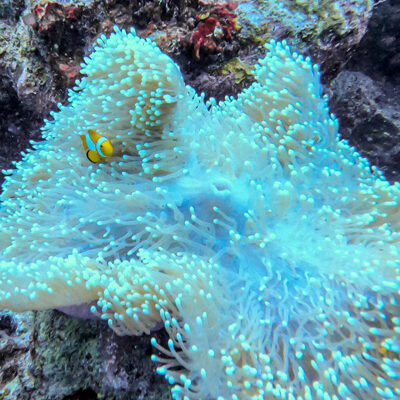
86,149 -> 101,163
80,134 -> 88,150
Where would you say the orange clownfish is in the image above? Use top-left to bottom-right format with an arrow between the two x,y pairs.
80,129 -> 113,163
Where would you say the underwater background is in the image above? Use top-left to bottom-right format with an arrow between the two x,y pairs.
0,1 -> 399,399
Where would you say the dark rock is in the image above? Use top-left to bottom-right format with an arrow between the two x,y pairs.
0,78 -> 43,188
0,309 -> 170,399
0,0 -> 25,23
327,0 -> 400,182
329,70 -> 400,182
347,0 -> 400,84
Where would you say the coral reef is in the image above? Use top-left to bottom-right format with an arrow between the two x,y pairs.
32,1 -> 83,32
238,0 -> 373,44
187,3 -> 240,59
0,26 -> 399,399
0,20 -> 48,188
0,309 -> 169,399
0,0 -> 25,22
0,310 -> 33,399
291,0 -> 373,37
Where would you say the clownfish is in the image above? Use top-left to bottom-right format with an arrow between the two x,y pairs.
80,129 -> 113,163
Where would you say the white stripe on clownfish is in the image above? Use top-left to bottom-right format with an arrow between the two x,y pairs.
96,136 -> 109,157
85,132 -> 97,152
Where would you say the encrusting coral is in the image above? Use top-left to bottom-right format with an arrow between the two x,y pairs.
1,26 -> 399,399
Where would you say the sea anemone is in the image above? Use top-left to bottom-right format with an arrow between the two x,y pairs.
0,26 -> 399,399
